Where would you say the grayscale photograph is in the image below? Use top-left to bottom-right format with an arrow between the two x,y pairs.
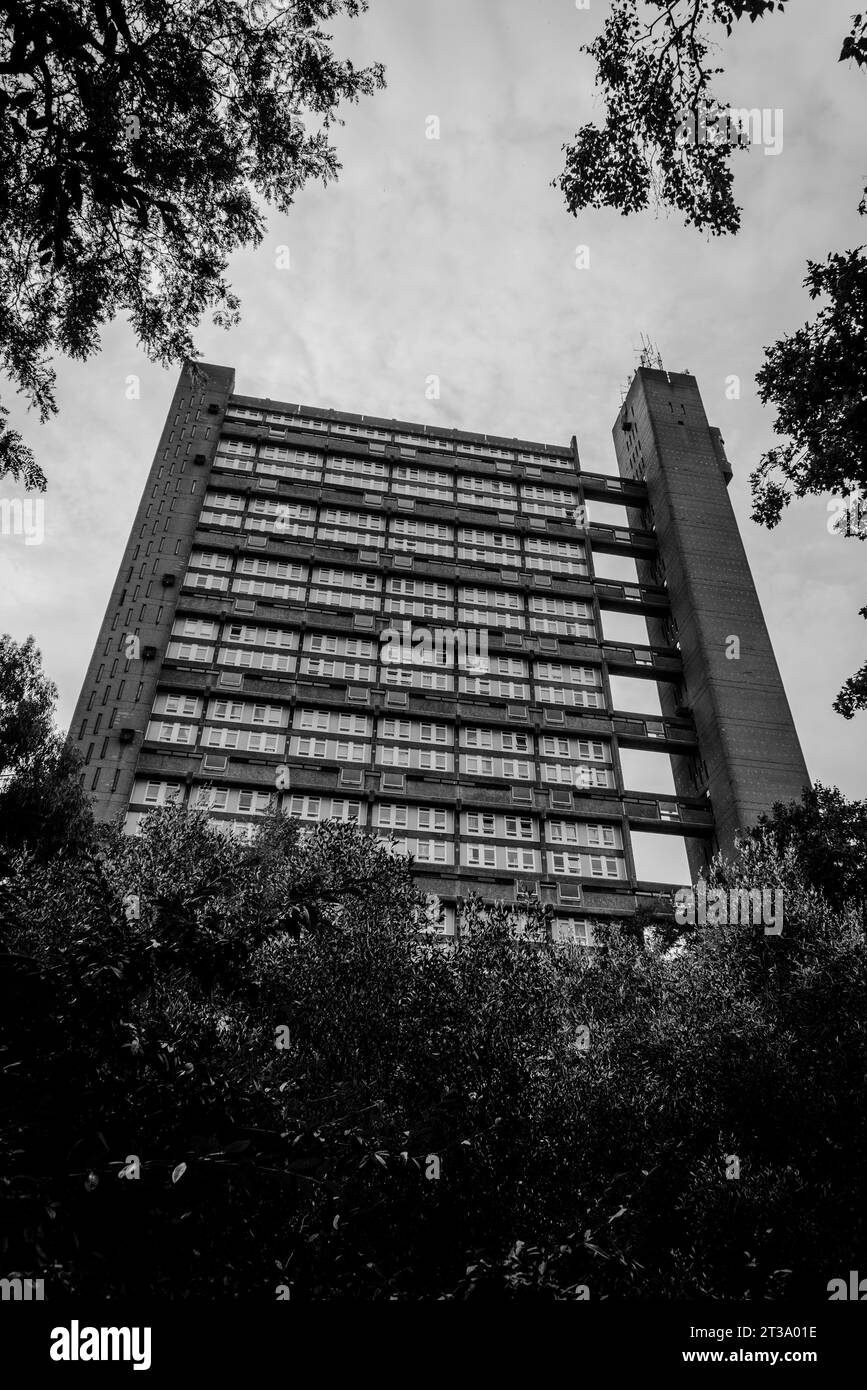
1,0 -> 865,1369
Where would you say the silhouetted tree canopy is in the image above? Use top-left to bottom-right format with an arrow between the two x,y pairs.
0,0 -> 384,488
0,632 -> 92,860
2,658 -> 866,1298
558,1 -> 867,716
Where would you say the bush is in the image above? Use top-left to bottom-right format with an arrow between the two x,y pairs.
2,794 -> 866,1300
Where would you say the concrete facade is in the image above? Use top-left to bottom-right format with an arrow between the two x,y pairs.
612,367 -> 809,877
69,362 -> 808,935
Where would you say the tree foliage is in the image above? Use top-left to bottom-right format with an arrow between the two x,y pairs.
0,632 -> 92,860
0,0 -> 384,488
744,782 -> 867,913
559,1 -> 867,716
556,1 -> 787,237
2,773 -> 867,1298
751,244 -> 867,718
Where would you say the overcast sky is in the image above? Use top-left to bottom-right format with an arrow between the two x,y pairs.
1,0 -> 864,881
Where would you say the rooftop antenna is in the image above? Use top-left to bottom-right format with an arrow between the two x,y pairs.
638,333 -> 664,371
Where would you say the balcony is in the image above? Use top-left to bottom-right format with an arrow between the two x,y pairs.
586,522 -> 657,559
602,642 -> 683,677
594,580 -> 669,616
623,793 -> 714,836
612,711 -> 698,751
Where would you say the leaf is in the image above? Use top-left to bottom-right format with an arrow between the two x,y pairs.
223,1139 -> 251,1155
171,1162 -> 187,1183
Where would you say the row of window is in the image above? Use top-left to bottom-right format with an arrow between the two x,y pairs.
164,656 -> 607,704
163,661 -> 603,706
189,545 -> 589,589
146,703 -> 612,761
176,593 -> 595,642
127,781 -> 624,875
196,496 -> 590,569
132,781 -> 621,843
213,448 -> 583,515
168,617 -> 601,667
145,727 -> 613,784
220,413 -> 576,471
167,648 -> 608,701
189,560 -> 591,609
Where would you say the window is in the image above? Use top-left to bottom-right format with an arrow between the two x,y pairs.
184,571 -> 230,593
394,435 -> 453,453
329,421 -> 391,441
285,795 -> 363,823
579,740 -> 606,761
294,711 -> 369,733
506,848 -> 538,871
465,844 -> 496,868
291,735 -> 369,762
166,640 -> 215,663
237,790 -> 273,814
308,586 -> 378,611
504,816 -> 535,840
587,824 -> 617,847
464,756 -> 494,776
148,720 -> 196,745
391,466 -> 452,500
225,624 -> 295,650
219,647 -> 295,674
320,508 -> 385,531
552,918 -> 596,946
381,666 -> 452,692
195,787 -> 230,810
377,745 -> 410,767
160,694 -> 200,717
418,749 -> 449,771
589,856 -> 621,878
462,728 -> 532,754
390,518 -> 452,541
458,527 -> 519,554
215,438 -> 255,458
313,567 -> 379,590
535,661 -> 599,687
324,457 -> 388,487
457,476 -> 517,507
419,722 -> 450,745
202,490 -> 244,511
298,656 -> 375,681
238,556 -> 307,581
172,617 -> 219,640
141,780 -> 183,806
414,840 -> 450,864
455,441 -> 514,461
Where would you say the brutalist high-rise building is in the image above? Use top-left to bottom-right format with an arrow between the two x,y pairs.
70,361 -> 809,940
